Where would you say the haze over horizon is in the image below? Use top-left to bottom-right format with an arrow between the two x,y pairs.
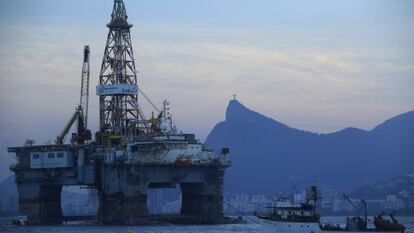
0,0 -> 413,180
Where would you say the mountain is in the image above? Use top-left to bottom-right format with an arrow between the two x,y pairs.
205,100 -> 414,196
0,175 -> 18,212
353,172 -> 414,199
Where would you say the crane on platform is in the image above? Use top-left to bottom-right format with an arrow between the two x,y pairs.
343,194 -> 368,228
55,46 -> 92,145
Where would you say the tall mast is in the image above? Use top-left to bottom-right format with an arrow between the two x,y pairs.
55,46 -> 92,145
80,45 -> 90,129
97,0 -> 145,137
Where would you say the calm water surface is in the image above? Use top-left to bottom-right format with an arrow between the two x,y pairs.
0,217 -> 412,233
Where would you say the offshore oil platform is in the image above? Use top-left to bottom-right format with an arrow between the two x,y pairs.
7,0 -> 230,225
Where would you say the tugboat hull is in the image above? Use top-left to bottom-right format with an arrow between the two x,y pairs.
260,218 -> 320,233
258,218 -> 403,233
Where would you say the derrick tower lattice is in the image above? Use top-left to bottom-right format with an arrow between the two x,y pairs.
98,0 -> 146,137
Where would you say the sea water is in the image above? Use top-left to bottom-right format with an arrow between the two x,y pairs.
0,217 -> 412,233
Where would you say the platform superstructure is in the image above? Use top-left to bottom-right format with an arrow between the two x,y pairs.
8,0 -> 230,225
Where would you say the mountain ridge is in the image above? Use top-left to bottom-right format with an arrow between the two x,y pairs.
206,100 -> 414,195
226,99 -> 412,136
353,172 -> 414,200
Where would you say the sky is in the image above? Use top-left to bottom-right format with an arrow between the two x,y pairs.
0,0 -> 413,180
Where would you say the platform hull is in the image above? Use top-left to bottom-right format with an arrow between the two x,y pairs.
11,147 -> 228,225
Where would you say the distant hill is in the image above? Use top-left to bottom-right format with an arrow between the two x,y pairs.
353,172 -> 414,199
205,100 -> 414,196
0,175 -> 18,212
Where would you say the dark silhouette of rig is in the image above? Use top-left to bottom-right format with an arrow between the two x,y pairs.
8,0 -> 230,225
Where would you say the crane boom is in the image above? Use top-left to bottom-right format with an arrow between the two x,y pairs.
55,110 -> 80,145
80,45 -> 90,129
55,46 -> 92,145
343,194 -> 368,222
343,194 -> 359,212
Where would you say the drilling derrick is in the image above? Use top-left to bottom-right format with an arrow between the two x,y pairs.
97,0 -> 143,140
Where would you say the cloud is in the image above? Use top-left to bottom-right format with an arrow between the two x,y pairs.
136,41 -> 413,100
1,23 -> 413,147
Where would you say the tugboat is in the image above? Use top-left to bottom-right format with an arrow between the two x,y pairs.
374,213 -> 406,232
256,185 -> 405,233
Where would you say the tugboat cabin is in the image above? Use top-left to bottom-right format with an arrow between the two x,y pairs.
261,205 -> 319,223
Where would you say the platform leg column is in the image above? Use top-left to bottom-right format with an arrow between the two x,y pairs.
181,168 -> 224,222
97,192 -> 149,225
17,183 -> 63,224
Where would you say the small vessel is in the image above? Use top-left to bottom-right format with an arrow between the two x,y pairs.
374,214 -> 406,232
11,216 -> 28,226
256,185 -> 405,233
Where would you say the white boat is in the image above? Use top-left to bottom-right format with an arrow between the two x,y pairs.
11,215 -> 28,226
256,185 -> 405,233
